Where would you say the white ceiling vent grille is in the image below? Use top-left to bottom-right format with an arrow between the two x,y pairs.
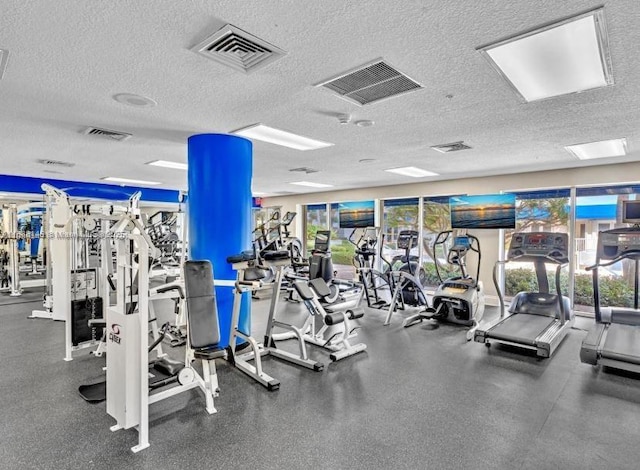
36,159 -> 75,168
431,141 -> 472,153
289,167 -> 319,174
82,127 -> 132,141
314,58 -> 423,106
191,24 -> 286,74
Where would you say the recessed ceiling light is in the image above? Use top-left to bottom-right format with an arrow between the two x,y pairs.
290,181 -> 334,188
355,120 -> 375,127
0,49 -> 9,80
478,7 -> 613,102
113,93 -> 157,108
232,124 -> 334,151
146,160 -> 188,170
385,167 -> 439,178
565,138 -> 627,160
359,158 -> 376,163
102,177 -> 161,186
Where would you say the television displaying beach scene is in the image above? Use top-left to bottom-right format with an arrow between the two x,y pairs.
449,194 -> 516,229
339,200 -> 375,228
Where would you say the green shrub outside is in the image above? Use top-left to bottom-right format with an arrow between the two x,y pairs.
331,240 -> 356,266
505,267 -> 635,308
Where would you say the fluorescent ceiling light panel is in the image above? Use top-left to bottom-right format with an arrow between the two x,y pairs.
478,8 -> 613,102
102,177 -> 161,186
232,124 -> 334,151
289,181 -> 334,188
565,138 -> 627,160
385,167 -> 439,178
146,160 -> 188,170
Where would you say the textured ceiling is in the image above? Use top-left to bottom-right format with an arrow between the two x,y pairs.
1,1 -> 639,196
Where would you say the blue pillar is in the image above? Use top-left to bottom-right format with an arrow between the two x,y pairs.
187,134 -> 252,348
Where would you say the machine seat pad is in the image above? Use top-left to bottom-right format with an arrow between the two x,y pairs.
309,278 -> 332,299
293,281 -> 315,301
154,357 -> 185,376
226,251 -> 256,264
262,250 -> 290,261
601,323 -> 640,366
193,345 -> 226,360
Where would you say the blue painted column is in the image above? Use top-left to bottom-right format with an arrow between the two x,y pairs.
187,134 -> 252,348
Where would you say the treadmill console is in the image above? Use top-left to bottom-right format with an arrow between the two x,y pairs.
598,227 -> 640,260
509,232 -> 568,263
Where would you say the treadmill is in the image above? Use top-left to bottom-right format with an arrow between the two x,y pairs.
580,227 -> 640,373
475,232 -> 573,358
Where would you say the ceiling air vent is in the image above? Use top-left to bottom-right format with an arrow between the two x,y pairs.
431,141 -> 472,153
36,159 -> 75,168
314,58 -> 423,106
191,24 -> 286,74
289,167 -> 319,174
82,127 -> 132,141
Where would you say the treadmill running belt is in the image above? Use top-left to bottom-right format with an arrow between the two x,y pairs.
601,323 -> 640,366
487,314 -> 555,346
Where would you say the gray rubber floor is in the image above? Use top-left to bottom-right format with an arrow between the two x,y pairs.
1,290 -> 640,469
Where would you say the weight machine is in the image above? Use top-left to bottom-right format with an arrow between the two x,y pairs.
106,234 -> 225,453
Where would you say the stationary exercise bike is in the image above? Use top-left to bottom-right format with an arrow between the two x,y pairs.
404,231 -> 485,340
384,230 -> 432,325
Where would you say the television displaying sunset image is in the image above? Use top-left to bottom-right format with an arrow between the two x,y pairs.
339,200 -> 375,228
449,194 -> 516,229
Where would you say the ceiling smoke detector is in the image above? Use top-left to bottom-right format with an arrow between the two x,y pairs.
431,141 -> 472,153
113,93 -> 157,108
315,58 -> 423,106
82,126 -> 132,141
191,24 -> 287,74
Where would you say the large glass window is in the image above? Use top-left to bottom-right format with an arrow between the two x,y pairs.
305,204 -> 327,252
382,198 -> 420,273
503,189 -> 570,300
573,185 -> 640,313
330,203 -> 357,280
421,196 -> 453,288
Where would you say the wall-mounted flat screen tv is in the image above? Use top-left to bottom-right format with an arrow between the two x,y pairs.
339,200 -> 375,228
449,194 -> 516,229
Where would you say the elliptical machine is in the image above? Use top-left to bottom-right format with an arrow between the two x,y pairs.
404,230 -> 485,340
384,230 -> 431,325
350,227 -> 392,309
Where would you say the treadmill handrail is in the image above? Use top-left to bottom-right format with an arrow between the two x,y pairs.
493,260 -> 507,319
587,249 -> 640,270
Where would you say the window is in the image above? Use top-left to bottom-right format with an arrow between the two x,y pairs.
421,196 -> 454,288
382,198 -> 420,273
305,204 -> 327,252
573,185 -> 640,314
503,189 -> 570,300
329,203 -> 357,280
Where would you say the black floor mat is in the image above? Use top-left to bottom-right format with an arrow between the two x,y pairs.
78,381 -> 106,403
